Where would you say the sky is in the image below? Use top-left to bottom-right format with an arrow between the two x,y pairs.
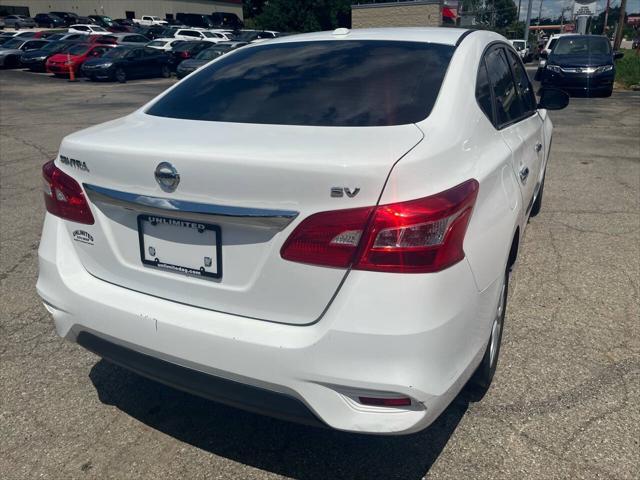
516,0 -> 640,20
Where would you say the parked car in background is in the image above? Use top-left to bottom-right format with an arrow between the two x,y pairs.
3,15 -> 37,29
132,25 -> 166,40
112,18 -> 135,28
209,12 -> 243,30
46,42 -> 114,76
0,38 -> 48,67
175,42 -> 246,78
235,30 -> 279,43
133,16 -> 168,26
49,11 -> 78,27
87,15 -> 129,32
34,13 -> 66,28
37,30 -> 69,39
0,18 -> 5,30
176,13 -> 214,29
81,45 -> 171,82
68,24 -> 110,35
540,35 -> 622,97
44,32 -> 88,42
509,39 -> 531,62
146,38 -> 185,52
90,33 -> 150,46
171,28 -> 225,42
166,40 -> 212,71
20,40 -> 78,71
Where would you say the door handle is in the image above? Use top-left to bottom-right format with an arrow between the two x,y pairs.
535,143 -> 543,153
519,167 -> 530,184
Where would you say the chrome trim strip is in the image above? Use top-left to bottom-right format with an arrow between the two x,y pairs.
83,183 -> 299,230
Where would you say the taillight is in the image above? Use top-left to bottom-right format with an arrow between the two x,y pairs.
280,179 -> 478,273
180,51 -> 190,58
280,206 -> 374,268
42,160 -> 94,224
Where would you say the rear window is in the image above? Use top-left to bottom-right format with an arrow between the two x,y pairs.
554,36 -> 611,55
147,40 -> 454,127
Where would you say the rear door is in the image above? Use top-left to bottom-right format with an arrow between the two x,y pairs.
485,45 -> 543,215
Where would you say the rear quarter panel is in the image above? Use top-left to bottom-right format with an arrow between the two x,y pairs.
380,32 -> 521,292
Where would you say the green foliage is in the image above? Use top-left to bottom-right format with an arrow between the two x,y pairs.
251,0 -> 351,32
460,0 -> 517,31
615,49 -> 640,88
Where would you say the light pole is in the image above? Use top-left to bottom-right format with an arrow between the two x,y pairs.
524,0 -> 533,46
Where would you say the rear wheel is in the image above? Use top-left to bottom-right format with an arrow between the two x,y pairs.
115,67 -> 126,83
160,64 -> 171,78
467,268 -> 508,396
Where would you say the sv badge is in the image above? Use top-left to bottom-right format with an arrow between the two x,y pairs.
331,187 -> 360,198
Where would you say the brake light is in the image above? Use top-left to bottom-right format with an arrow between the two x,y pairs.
42,160 -> 94,224
280,180 -> 478,273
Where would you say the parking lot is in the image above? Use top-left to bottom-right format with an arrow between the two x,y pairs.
1,68 -> 638,479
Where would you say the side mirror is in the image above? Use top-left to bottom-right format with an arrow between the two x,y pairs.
539,50 -> 548,59
538,88 -> 569,111
613,51 -> 624,60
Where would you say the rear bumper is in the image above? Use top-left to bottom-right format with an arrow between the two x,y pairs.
37,214 -> 499,434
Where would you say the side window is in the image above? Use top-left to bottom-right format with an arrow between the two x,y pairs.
506,49 -> 537,114
485,47 -> 524,127
475,59 -> 494,124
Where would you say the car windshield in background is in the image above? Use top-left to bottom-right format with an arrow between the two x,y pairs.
2,39 -> 24,49
102,47 -> 132,59
41,41 -> 66,52
236,32 -> 258,42
68,44 -> 90,55
147,40 -> 454,127
554,36 -> 611,55
196,47 -> 228,60
174,42 -> 201,51
202,32 -> 215,38
45,34 -> 64,41
148,40 -> 167,47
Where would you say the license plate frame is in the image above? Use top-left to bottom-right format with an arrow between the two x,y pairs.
137,214 -> 222,280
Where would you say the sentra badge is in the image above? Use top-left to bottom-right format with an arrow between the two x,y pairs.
60,155 -> 89,172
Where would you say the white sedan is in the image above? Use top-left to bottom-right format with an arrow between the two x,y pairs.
68,24 -> 110,35
145,38 -> 186,52
37,27 -> 568,435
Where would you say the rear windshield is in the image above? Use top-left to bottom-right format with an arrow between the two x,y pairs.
103,47 -> 132,58
68,44 -> 90,55
147,40 -> 454,126
554,36 -> 611,55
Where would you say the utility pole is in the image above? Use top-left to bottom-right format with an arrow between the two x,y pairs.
614,0 -> 627,51
517,0 -> 522,22
537,0 -> 544,26
603,0 -> 610,35
524,0 -> 533,46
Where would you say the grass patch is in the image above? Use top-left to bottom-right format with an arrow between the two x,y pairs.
615,49 -> 640,88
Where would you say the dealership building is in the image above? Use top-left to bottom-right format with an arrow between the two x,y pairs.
0,0 -> 243,21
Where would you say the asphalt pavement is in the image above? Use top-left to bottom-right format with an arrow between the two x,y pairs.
1,69 -> 638,480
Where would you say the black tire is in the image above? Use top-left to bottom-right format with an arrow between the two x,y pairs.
115,67 -> 126,83
530,175 -> 545,217
600,87 -> 613,98
160,64 -> 171,78
467,268 -> 509,397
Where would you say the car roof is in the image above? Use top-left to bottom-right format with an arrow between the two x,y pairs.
263,27 -> 469,46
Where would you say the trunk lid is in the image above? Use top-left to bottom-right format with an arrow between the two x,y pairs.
58,113 -> 423,324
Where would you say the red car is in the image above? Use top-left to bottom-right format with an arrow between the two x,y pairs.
46,43 -> 114,76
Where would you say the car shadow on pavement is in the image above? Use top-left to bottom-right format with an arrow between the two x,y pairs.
90,359 -> 470,480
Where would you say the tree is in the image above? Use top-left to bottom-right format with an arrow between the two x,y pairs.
253,0 -> 351,33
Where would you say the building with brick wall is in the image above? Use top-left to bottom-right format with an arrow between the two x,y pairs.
351,1 -> 443,29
